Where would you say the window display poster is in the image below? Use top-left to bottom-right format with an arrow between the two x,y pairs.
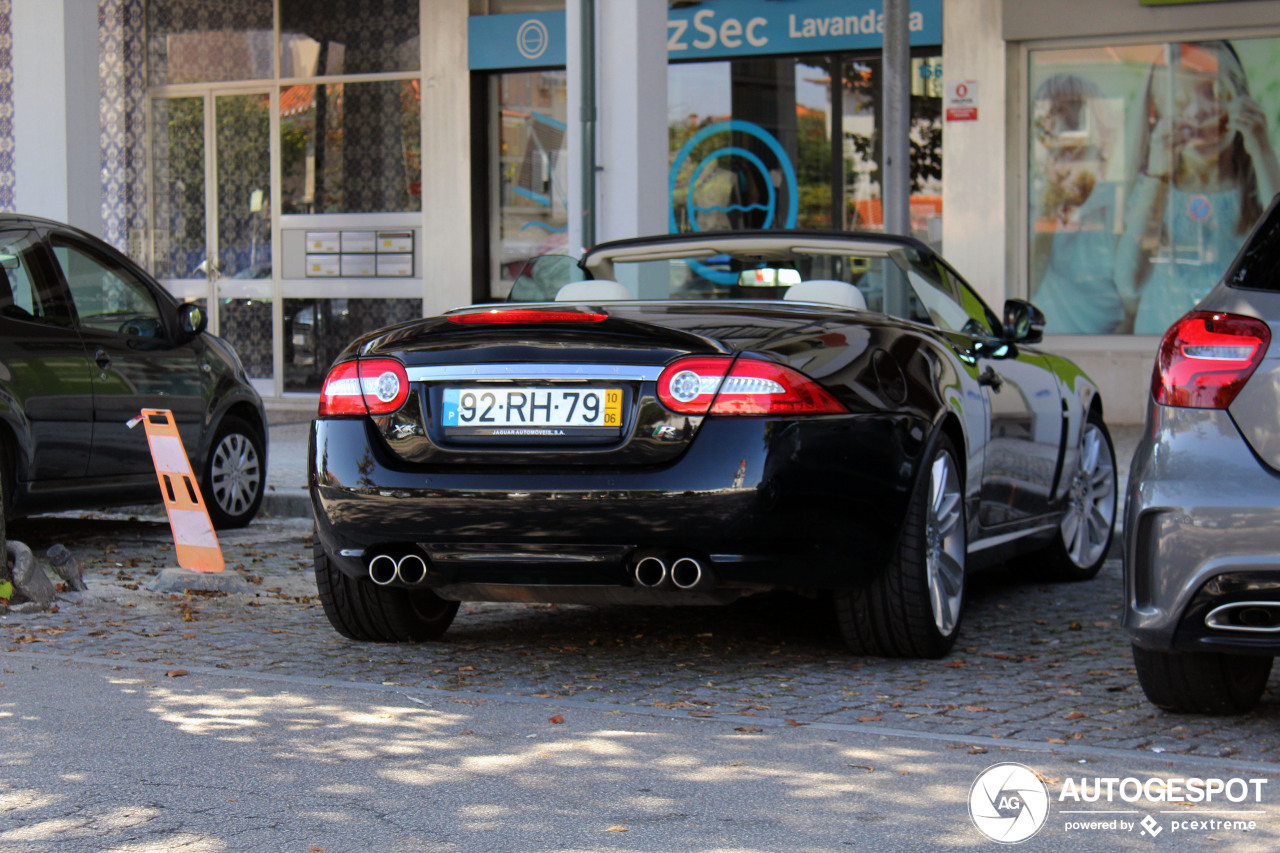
1028,38 -> 1280,334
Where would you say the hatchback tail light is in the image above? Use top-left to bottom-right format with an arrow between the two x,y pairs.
319,358 -> 410,416
657,356 -> 847,416
1153,311 -> 1271,409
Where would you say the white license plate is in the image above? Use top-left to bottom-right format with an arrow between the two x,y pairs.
441,386 -> 623,434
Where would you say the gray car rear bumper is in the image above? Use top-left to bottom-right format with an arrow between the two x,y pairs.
1124,403 -> 1280,653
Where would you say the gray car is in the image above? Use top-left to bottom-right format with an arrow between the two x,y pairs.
1125,195 -> 1280,714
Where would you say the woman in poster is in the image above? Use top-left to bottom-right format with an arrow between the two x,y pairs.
1116,41 -> 1280,335
1030,73 -> 1125,334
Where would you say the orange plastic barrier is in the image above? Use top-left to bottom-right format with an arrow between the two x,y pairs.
127,409 -> 224,573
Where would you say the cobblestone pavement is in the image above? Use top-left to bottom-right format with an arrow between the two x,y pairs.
4,511 -> 1279,769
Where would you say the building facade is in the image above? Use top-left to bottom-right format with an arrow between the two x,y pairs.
4,0 -> 1279,420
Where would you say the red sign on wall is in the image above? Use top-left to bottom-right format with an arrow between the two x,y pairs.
946,80 -> 978,122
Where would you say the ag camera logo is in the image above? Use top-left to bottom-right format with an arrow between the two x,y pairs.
970,763 -> 1050,843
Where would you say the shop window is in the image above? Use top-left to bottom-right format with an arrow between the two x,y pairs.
487,70 -> 569,298
150,97 -> 206,280
1028,38 -> 1280,335
280,0 -> 421,78
667,55 -> 942,244
146,0 -> 273,86
283,298 -> 420,392
280,81 -> 423,214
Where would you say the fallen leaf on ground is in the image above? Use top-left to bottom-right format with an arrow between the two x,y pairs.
166,669 -> 188,678
605,826 -> 629,832
548,715 -> 564,724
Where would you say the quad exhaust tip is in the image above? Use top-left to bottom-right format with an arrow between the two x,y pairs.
632,553 -> 711,591
670,557 -> 703,590
369,554 -> 398,586
368,551 -> 431,586
634,556 -> 668,589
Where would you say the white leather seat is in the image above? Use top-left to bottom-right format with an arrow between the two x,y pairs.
783,280 -> 867,310
554,280 -> 634,301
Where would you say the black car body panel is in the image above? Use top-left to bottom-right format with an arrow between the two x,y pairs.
312,231 -> 1107,596
0,214 -> 267,519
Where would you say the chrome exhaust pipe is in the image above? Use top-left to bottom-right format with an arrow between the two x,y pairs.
634,556 -> 668,589
397,553 -> 429,585
1206,601 -> 1280,633
670,557 -> 704,590
368,554 -> 398,586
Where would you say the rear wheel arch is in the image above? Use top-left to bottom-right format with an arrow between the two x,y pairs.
0,416 -> 22,517
936,412 -> 967,485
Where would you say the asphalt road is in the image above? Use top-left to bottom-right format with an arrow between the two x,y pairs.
2,512 -> 1280,851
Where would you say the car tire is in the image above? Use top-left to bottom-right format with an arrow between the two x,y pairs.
0,436 -> 7,573
1039,408 -> 1117,581
1132,644 -> 1272,715
314,534 -> 459,643
201,416 -> 265,529
835,433 -> 966,659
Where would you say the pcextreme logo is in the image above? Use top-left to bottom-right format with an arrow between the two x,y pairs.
968,763 -> 1269,843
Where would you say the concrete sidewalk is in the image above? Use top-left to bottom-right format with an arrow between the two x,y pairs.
262,419 -> 313,519
261,418 -> 1145,520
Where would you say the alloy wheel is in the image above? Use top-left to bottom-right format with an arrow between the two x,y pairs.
1061,422 -> 1116,568
925,450 -> 965,635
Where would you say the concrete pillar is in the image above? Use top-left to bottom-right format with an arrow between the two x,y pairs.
11,0 -> 99,234
568,0 -> 667,253
940,0 -> 1006,308
421,0 -> 471,315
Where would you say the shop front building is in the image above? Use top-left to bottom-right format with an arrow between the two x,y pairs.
4,0 -> 1279,420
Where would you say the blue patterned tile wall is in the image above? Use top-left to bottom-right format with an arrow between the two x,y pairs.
0,0 -> 14,213
99,0 -> 146,256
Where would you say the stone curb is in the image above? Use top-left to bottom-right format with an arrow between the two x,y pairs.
262,488 -> 312,519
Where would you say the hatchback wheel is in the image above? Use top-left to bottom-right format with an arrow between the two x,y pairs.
1132,644 -> 1272,715
202,416 -> 265,529
836,434 -> 966,658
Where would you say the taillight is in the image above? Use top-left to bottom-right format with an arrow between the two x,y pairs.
1153,311 -> 1271,409
318,358 -> 410,416
657,356 -> 847,416
447,309 -> 608,324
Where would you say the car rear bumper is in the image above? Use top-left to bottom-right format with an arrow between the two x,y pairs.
310,413 -> 926,599
1124,403 -> 1280,655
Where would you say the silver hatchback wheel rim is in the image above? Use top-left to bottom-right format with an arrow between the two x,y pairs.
1061,422 -> 1116,568
925,450 -> 965,636
210,432 -> 261,518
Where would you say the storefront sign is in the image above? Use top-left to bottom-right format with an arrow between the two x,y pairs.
946,80 -> 979,121
469,0 -> 942,70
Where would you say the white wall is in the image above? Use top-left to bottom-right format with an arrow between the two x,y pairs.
595,0 -> 667,243
421,0 -> 472,315
940,0 -> 1007,310
11,0 -> 99,233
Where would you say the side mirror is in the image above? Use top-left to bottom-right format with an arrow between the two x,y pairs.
1003,299 -> 1045,344
177,301 -> 208,339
